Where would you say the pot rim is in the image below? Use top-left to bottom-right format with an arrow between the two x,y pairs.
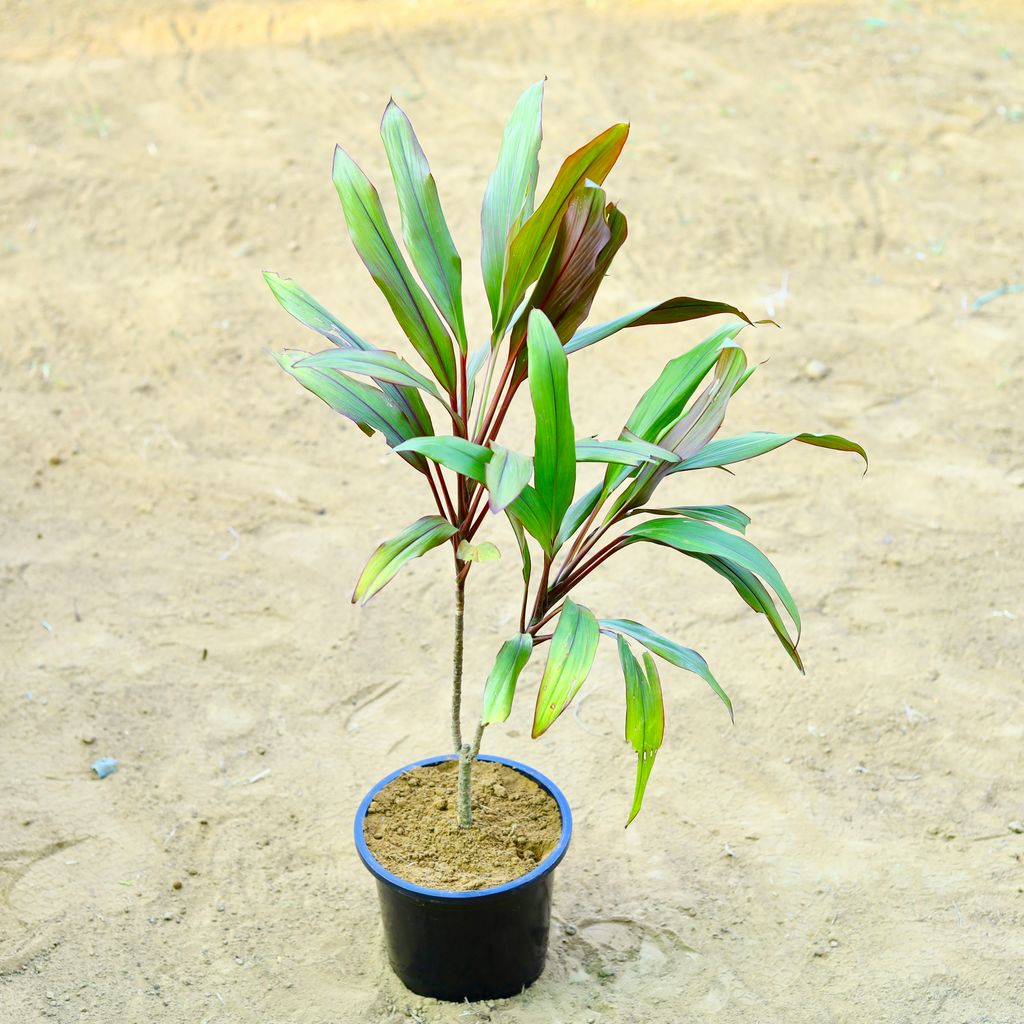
354,753 -> 573,901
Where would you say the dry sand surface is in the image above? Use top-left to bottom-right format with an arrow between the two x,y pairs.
2,0 -> 1023,1021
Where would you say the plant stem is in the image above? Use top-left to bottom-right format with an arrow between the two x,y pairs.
457,721 -> 486,829
450,573 -> 466,753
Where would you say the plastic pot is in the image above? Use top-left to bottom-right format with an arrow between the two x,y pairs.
354,753 -> 573,1002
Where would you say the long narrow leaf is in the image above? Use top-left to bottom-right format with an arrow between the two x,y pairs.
673,431 -> 868,473
576,438 -> 680,467
380,100 -> 467,350
566,297 -> 759,354
485,444 -> 534,513
624,518 -> 800,636
634,504 -> 750,534
554,482 -> 603,551
481,634 -> 534,724
297,349 -> 442,400
601,618 -> 732,722
527,309 -> 576,542
497,123 -> 629,334
481,80 -> 544,326
394,436 -> 492,483
352,516 -> 456,605
508,485 -> 554,554
332,146 -> 456,393
533,599 -> 600,737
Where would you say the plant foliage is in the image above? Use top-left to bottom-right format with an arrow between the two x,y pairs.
267,83 -> 865,825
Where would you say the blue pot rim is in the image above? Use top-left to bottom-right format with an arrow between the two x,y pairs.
354,754 -> 573,901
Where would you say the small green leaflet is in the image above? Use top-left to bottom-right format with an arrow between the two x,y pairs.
485,444 -> 533,513
394,436 -> 492,483
617,638 -> 664,827
600,617 -> 732,722
457,540 -> 500,563
481,633 -> 534,724
352,516 -> 456,605
380,100 -> 467,350
673,431 -> 868,474
481,80 -> 544,328
532,599 -> 600,737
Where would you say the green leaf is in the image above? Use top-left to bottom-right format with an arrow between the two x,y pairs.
264,274 -> 434,436
485,443 -> 534,513
497,123 -> 630,334
617,638 -> 664,826
481,80 -> 544,327
394,436 -> 492,483
457,540 -> 501,563
508,485 -> 554,554
332,146 -> 456,393
352,515 -> 456,605
516,186 -> 628,344
532,599 -> 600,737
297,349 -> 442,400
625,518 -> 800,637
554,481 -> 603,550
673,431 -> 868,473
634,504 -> 750,534
274,350 -> 427,469
601,618 -> 732,722
688,553 -> 803,672
575,438 -> 680,467
527,309 -> 576,543
380,100 -> 467,351
565,297 -> 760,354
481,633 -> 534,724
263,272 -> 369,349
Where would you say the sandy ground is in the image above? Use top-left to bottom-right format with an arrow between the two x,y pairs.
2,0 -> 1023,1021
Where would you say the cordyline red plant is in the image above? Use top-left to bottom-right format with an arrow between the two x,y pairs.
265,81 -> 865,829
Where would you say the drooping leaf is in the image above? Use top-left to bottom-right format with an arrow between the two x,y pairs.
625,518 -> 801,637
575,438 -> 680,467
264,274 -> 433,436
617,638 -> 664,826
601,618 -> 732,722
527,309 -> 576,542
565,297 -> 761,355
465,344 -> 491,409
481,633 -> 534,724
532,599 -> 600,737
672,431 -> 868,474
457,540 -> 501,563
506,510 -> 532,591
380,100 -> 467,350
553,482 -> 603,551
297,348 -> 442,400
263,272 -> 369,349
274,351 -> 428,470
515,186 -> 627,344
481,80 -> 544,327
394,436 -> 492,483
485,444 -> 534,513
332,146 -> 456,393
352,515 -> 456,605
688,553 -> 804,672
497,123 -> 630,334
634,504 -> 751,534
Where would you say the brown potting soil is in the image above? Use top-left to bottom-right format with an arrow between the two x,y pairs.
363,761 -> 562,891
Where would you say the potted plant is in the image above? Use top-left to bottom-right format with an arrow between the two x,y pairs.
264,81 -> 865,1002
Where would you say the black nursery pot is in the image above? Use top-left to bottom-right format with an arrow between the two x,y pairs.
354,753 -> 573,1002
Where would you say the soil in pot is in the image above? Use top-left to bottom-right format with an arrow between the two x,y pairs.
363,760 -> 561,891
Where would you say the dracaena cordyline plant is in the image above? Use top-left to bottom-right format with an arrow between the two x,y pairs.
266,82 -> 866,828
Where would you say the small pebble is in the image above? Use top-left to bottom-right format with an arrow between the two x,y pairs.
492,783 -> 507,799
803,359 -> 831,381
564,923 -> 577,935
433,797 -> 448,811
366,801 -> 380,815
1009,821 -> 1024,834
172,880 -> 182,890
163,912 -> 174,921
